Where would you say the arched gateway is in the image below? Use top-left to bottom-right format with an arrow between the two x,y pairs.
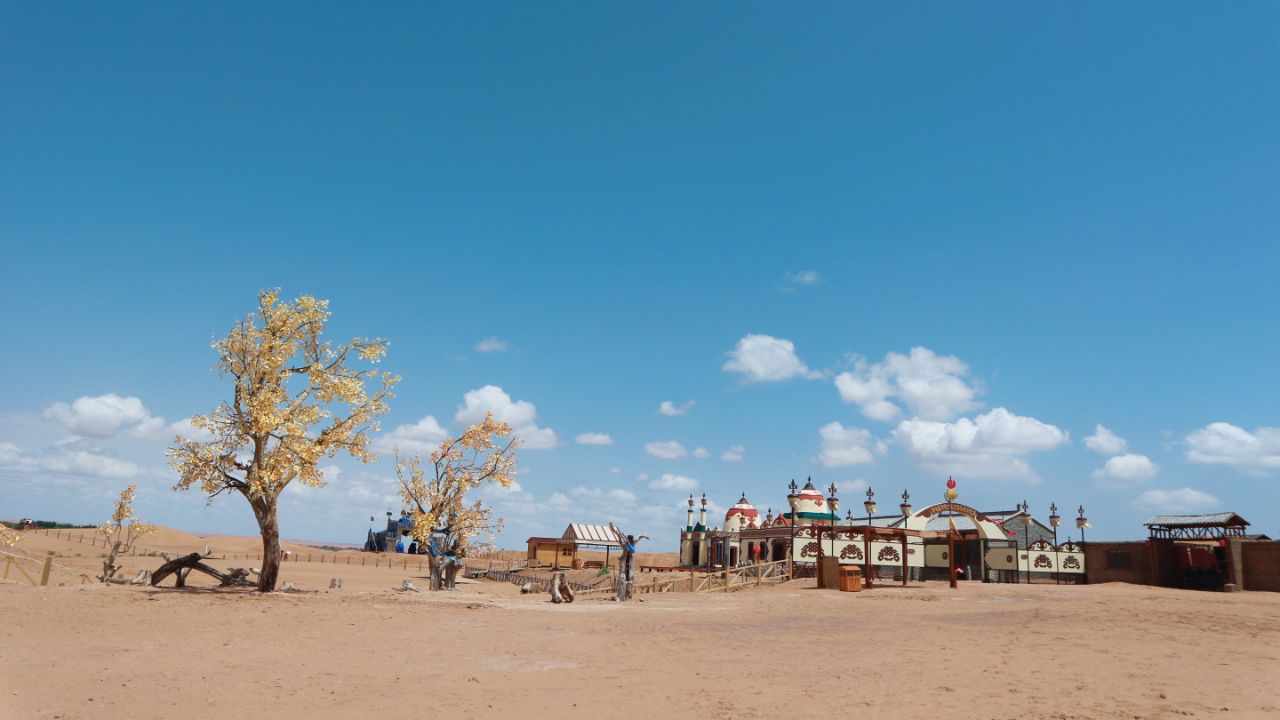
900,502 -> 1010,540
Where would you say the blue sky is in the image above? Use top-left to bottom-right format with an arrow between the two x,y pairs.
2,4 -> 1278,549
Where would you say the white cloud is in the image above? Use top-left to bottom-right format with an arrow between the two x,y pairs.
168,417 -> 218,443
609,467 -> 622,474
484,484 -> 691,546
373,415 -> 449,455
645,440 -> 687,460
1133,487 -> 1218,513
657,400 -> 695,417
721,445 -> 745,462
892,407 -> 1068,480
786,270 -> 821,286
1185,422 -> 1280,473
691,447 -> 709,459
723,334 -> 821,383
650,473 -> 699,492
816,422 -> 886,468
43,394 -> 153,438
1084,424 -> 1128,456
474,337 -> 510,354
0,442 -> 142,479
455,385 -> 558,450
575,432 -> 613,446
1092,453 -> 1159,486
838,478 -> 869,494
834,347 -> 980,422
570,486 -> 638,504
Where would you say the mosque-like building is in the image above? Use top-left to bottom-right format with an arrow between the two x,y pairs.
679,478 -> 1086,583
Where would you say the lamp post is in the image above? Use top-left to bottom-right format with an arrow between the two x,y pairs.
786,479 -> 798,578
1049,503 -> 1061,585
1076,505 -> 1088,584
864,487 -> 876,587
1020,500 -> 1031,584
826,483 -> 839,560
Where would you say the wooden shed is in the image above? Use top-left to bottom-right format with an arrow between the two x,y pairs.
526,537 -> 576,568
526,523 -> 624,569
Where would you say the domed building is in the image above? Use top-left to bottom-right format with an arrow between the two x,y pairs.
788,479 -> 835,525
723,494 -> 761,532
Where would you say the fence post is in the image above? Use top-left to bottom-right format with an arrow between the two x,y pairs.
40,556 -> 53,586
724,567 -> 731,592
690,571 -> 695,592
2,556 -> 10,581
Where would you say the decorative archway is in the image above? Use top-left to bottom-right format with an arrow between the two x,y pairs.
902,501 -> 1015,584
902,502 -> 1011,540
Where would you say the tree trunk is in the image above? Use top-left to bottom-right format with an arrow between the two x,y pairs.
101,539 -> 123,582
253,499 -> 282,592
428,555 -> 443,591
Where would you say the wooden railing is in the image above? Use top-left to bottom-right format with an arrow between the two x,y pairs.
0,549 -> 87,586
469,566 -> 602,593
578,560 -> 794,596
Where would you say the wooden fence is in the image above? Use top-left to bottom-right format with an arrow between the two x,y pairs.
31,528 -> 435,570
0,549 -> 84,586
468,566 -> 602,593
554,560 -> 794,597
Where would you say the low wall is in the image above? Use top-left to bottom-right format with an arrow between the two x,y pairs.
1084,541 -> 1151,585
1240,541 -> 1280,592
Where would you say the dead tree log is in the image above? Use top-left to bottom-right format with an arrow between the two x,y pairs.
150,553 -> 252,588
550,571 -> 575,603
100,569 -> 151,585
609,524 -> 648,602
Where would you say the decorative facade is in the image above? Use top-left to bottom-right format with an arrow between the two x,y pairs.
678,478 -> 1087,583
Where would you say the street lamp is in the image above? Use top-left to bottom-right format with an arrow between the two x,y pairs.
1076,504 -> 1089,584
1019,500 -> 1031,584
900,489 -> 912,518
786,479 -> 799,574
1049,503 -> 1061,585
826,483 -> 839,559
864,487 -> 877,587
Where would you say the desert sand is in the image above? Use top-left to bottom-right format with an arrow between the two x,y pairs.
3,528 -> 1278,720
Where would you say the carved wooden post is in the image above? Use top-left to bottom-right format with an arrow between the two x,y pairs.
40,556 -> 53,586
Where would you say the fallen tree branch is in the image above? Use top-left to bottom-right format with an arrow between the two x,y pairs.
150,552 -> 252,588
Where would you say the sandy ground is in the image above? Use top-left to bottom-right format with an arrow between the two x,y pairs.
3,530 -> 1279,719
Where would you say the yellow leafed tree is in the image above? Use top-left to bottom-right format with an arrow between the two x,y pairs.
396,414 -> 516,590
98,483 -> 155,581
167,290 -> 396,591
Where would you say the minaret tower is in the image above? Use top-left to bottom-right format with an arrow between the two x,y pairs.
699,493 -> 708,528
686,495 -> 695,531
